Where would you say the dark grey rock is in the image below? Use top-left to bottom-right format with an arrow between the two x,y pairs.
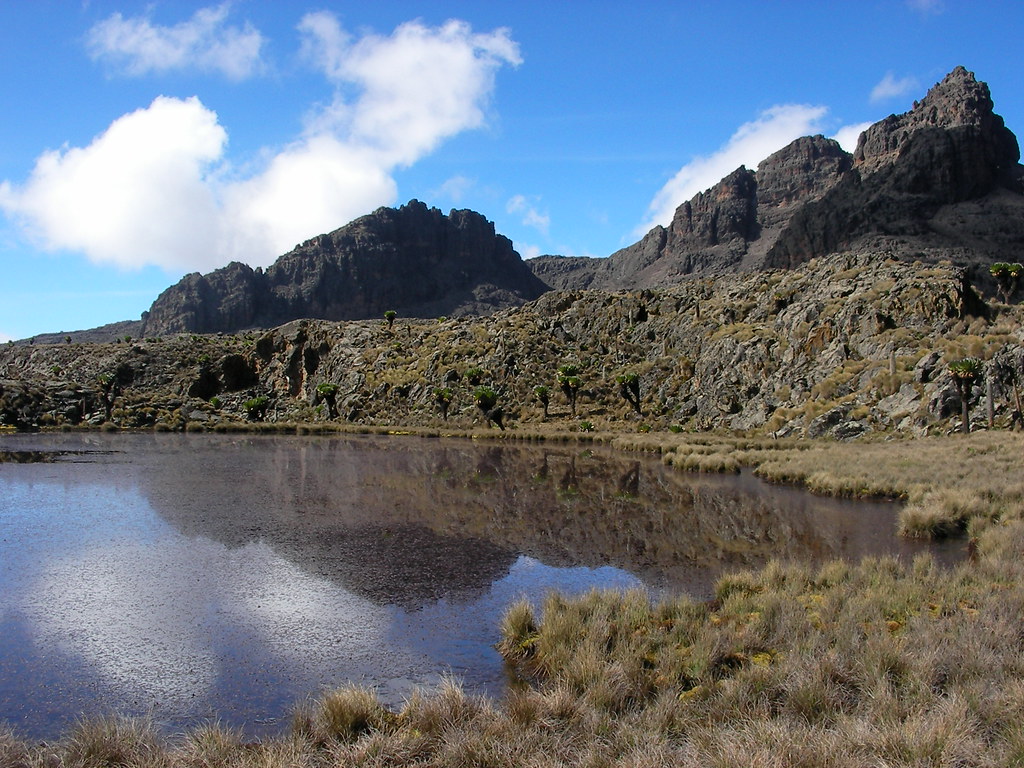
806,404 -> 852,438
141,201 -> 549,336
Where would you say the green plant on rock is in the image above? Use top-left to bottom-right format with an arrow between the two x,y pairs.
96,373 -> 118,422
465,366 -> 486,386
384,310 -> 397,329
948,357 -> 983,434
316,383 -> 339,419
243,395 -> 270,422
473,385 -> 504,430
989,262 -> 1023,304
579,420 -> 594,432
434,387 -> 454,421
616,371 -> 642,415
557,364 -> 582,417
533,385 -> 551,419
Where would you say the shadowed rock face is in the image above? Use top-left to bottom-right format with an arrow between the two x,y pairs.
529,66 -> 1024,289
140,201 -> 549,336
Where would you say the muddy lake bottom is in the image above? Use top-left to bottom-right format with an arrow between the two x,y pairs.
0,432 -> 963,739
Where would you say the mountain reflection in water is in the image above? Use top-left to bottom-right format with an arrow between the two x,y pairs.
0,433 -> 960,739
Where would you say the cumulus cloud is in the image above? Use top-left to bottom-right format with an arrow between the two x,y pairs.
1,96 -> 225,271
2,13 -> 521,271
870,72 -> 920,103
636,104 -> 829,235
221,134 -> 397,261
507,194 -> 550,235
833,121 -> 874,152
298,14 -> 521,166
86,3 -> 265,80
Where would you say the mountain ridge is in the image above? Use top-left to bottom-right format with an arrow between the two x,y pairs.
530,66 -> 1023,291
28,65 -> 1024,343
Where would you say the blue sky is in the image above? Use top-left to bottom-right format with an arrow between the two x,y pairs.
1,0 -> 1021,340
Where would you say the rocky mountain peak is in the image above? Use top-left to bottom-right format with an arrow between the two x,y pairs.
139,200 -> 548,336
854,66 -> 1020,183
534,65 -> 1024,288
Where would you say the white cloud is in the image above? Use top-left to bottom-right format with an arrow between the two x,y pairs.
0,331 -> 12,343
833,121 -> 874,152
507,194 -> 550,235
1,97 -> 226,271
519,244 -> 543,260
636,104 -> 829,235
222,134 -> 397,260
299,14 -> 521,166
431,175 -> 476,204
870,72 -> 920,104
2,13 -> 520,272
907,0 -> 944,14
86,3 -> 265,80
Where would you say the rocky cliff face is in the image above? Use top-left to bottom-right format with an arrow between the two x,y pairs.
532,67 -> 1024,290
140,201 -> 549,336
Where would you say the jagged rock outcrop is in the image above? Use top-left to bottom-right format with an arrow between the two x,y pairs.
530,66 -> 1024,291
139,201 -> 549,336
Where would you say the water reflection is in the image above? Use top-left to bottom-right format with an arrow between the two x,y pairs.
0,432 -> 960,739
135,435 -> 951,597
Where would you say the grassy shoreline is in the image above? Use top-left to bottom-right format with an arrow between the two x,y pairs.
3,427 -> 1024,766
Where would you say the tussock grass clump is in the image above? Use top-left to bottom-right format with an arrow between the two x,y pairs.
491,532 -> 1024,766
179,722 -> 244,768
397,677 -> 491,738
64,716 -> 164,768
0,724 -> 33,768
667,450 -> 741,473
496,597 -> 538,661
898,488 -> 993,538
293,685 -> 392,746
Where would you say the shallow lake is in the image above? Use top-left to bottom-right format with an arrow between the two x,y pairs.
0,432 -> 962,739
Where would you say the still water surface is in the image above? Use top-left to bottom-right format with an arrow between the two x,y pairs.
0,433 -> 961,738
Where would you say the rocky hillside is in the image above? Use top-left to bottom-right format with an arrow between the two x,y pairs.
136,201 -> 548,336
530,66 -> 1024,291
3,246 -> 1021,439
